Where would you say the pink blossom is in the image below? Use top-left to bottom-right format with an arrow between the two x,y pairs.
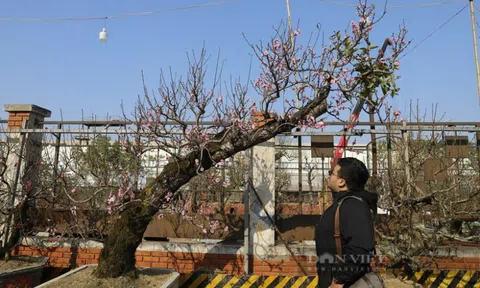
165,191 -> 173,202
70,206 -> 77,217
202,228 -> 207,234
393,110 -> 401,117
329,58 -> 337,68
314,121 -> 325,129
71,188 -> 77,193
24,180 -> 32,192
294,29 -> 301,36
222,179 -> 230,188
215,160 -> 225,169
118,187 -> 125,198
272,39 -> 281,50
351,21 -> 360,35
263,50 -> 269,57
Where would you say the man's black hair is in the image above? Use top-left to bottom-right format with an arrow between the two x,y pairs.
336,157 -> 369,191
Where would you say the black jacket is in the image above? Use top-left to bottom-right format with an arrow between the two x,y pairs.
315,190 -> 378,288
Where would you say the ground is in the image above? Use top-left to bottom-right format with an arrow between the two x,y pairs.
43,266 -> 174,288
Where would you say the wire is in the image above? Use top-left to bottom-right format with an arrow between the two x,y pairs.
400,3 -> 468,59
0,0 -> 244,23
319,0 -> 465,9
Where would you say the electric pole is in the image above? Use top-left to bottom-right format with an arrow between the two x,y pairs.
285,0 -> 303,194
469,0 -> 480,105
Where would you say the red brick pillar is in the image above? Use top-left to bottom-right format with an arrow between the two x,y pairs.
5,104 -> 51,130
3,104 -> 51,203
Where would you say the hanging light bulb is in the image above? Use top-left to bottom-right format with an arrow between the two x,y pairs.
99,27 -> 108,43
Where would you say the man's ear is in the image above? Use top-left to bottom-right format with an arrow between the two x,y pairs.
338,178 -> 346,188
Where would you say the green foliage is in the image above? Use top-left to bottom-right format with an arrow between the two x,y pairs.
72,136 -> 137,186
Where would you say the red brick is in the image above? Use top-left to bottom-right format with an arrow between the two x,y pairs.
78,254 -> 95,259
48,252 -> 63,258
452,257 -> 466,263
17,246 -> 25,251
157,257 -> 168,263
223,267 -> 242,273
143,256 -> 160,262
283,267 -> 302,273
51,258 -> 70,264
300,261 -> 316,267
77,259 -> 87,265
55,248 -> 71,252
464,258 -> 480,263
152,262 -> 168,269
281,261 -> 299,267
87,249 -> 100,254
136,251 -> 151,256
439,263 -> 459,269
151,251 -> 168,257
86,260 -> 98,265
137,262 -> 152,267
254,266 -> 273,273
19,251 -> 33,256
136,256 -> 143,262
461,263 -> 480,270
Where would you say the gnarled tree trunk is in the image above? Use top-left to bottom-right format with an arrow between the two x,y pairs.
93,95 -> 329,278
94,202 -> 157,278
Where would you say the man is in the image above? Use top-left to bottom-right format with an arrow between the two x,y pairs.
315,158 -> 378,288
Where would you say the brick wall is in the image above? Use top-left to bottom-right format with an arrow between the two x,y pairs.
7,112 -> 31,129
13,245 -> 480,276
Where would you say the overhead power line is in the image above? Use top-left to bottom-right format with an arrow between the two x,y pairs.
0,0 -> 244,23
319,0 -> 464,9
401,3 -> 468,59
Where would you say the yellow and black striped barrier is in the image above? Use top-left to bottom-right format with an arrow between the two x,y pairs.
403,269 -> 480,287
180,270 -> 480,288
180,273 -> 318,288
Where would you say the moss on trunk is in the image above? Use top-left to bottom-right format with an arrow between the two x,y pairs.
94,202 -> 156,278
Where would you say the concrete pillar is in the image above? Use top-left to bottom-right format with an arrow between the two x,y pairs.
250,139 -> 276,254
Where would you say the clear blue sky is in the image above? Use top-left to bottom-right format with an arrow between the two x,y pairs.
0,0 -> 479,122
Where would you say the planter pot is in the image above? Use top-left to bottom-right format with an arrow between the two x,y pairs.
37,265 -> 180,288
0,256 -> 48,288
